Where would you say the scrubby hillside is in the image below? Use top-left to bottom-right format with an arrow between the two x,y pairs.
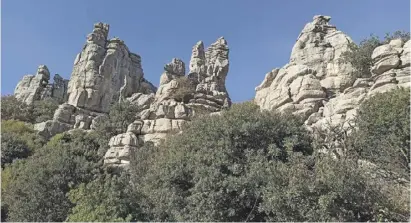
1,15 -> 410,222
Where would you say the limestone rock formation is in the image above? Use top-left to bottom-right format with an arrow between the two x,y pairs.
255,15 -> 410,134
66,23 -> 155,113
308,39 -> 410,132
104,37 -> 232,168
255,15 -> 356,122
104,132 -> 141,169
34,22 -> 156,138
14,65 -> 69,104
188,37 -> 231,112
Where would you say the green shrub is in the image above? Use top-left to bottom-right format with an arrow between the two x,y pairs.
1,120 -> 45,164
172,76 -> 195,103
341,31 -> 410,78
260,154 -> 405,222
95,101 -> 139,141
2,130 -> 103,222
32,98 -> 59,123
352,87 -> 410,179
1,95 -> 33,122
132,102 -> 313,221
67,172 -> 144,222
1,95 -> 59,123
1,133 -> 31,167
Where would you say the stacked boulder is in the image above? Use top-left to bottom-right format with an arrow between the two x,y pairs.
14,65 -> 69,104
187,37 -> 231,112
308,38 -> 410,131
254,15 -> 410,132
255,15 -> 355,122
34,22 -> 156,138
104,37 -> 231,168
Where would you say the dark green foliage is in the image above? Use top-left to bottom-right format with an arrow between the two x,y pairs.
32,98 -> 59,123
2,130 -> 103,222
1,133 -> 31,168
67,172 -> 144,222
173,76 -> 195,103
1,95 -> 59,123
127,101 -> 409,222
1,120 -> 45,166
260,154 -> 404,222
341,31 -> 410,78
1,95 -> 33,122
133,102 -> 313,221
353,87 -> 410,179
95,101 -> 139,142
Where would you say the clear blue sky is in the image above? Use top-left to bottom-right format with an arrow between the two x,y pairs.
2,0 -> 410,102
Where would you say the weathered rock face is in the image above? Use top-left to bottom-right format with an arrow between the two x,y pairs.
14,65 -> 69,104
255,64 -> 326,120
51,74 -> 69,102
104,132 -> 141,169
34,22 -> 156,138
255,15 -> 410,133
291,15 -> 355,93
105,37 -> 232,168
308,39 -> 410,132
67,23 -> 155,113
255,15 -> 355,121
188,37 -> 231,112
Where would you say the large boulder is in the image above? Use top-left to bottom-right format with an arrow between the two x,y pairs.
104,132 -> 141,169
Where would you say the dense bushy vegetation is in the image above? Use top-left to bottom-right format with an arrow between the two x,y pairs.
2,131 -> 103,222
1,87 -> 409,221
1,95 -> 59,123
341,31 -> 410,78
353,87 -> 410,179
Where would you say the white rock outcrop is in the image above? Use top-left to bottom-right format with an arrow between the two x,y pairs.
104,37 -> 232,168
255,15 -> 410,133
14,65 -> 69,104
34,22 -> 156,138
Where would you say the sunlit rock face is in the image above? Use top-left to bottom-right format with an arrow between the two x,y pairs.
255,15 -> 410,132
104,37 -> 232,168
66,23 -> 155,113
34,22 -> 156,138
14,65 -> 69,104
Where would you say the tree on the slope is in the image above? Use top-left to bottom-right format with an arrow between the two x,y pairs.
2,130 -> 103,222
341,31 -> 410,78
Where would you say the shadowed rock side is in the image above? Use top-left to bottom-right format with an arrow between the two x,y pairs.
254,15 -> 410,132
14,65 -> 69,104
34,22 -> 156,138
104,38 -> 231,168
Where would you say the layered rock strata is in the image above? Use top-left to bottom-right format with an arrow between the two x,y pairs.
255,15 -> 410,132
34,22 -> 156,138
308,38 -> 410,131
104,37 -> 231,168
14,65 -> 69,104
